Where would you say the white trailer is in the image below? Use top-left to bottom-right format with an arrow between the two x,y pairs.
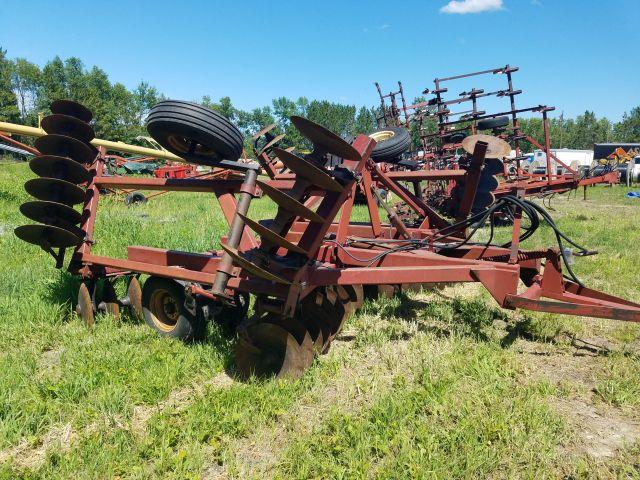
529,149 -> 594,174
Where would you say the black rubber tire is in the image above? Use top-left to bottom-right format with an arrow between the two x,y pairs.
125,191 -> 147,206
476,116 -> 509,131
142,276 -> 205,341
146,100 -> 243,166
369,127 -> 411,163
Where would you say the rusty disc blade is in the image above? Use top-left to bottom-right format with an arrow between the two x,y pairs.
261,314 -> 315,368
15,224 -> 82,248
461,134 -> 511,159
259,133 -> 286,155
252,123 -> 277,140
473,192 -> 495,211
483,158 -> 504,176
77,283 -> 95,327
41,114 -> 95,143
25,177 -> 86,206
127,277 -> 143,320
30,155 -> 92,184
272,148 -> 343,192
235,323 -> 311,379
290,116 -> 361,160
101,280 -> 120,321
50,99 -> 93,123
257,180 -> 324,223
20,200 -> 81,226
35,134 -> 96,164
220,244 -> 291,284
478,174 -> 499,192
237,213 -> 308,255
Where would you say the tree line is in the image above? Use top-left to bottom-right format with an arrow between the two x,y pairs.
1,48 -> 639,155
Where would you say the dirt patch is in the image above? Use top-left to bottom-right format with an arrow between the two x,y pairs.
551,397 -> 640,459
0,423 -> 75,470
520,340 -> 640,461
131,372 -> 234,437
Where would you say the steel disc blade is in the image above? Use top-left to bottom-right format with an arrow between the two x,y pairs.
483,158 -> 504,176
253,123 -> 277,140
15,224 -> 82,248
477,174 -> 499,192
20,200 -> 82,226
220,244 -> 291,284
50,99 -> 93,123
237,213 -> 308,255
290,116 -> 361,160
35,134 -> 96,164
41,114 -> 95,143
77,283 -> 95,327
29,155 -> 92,184
127,277 -> 143,319
235,323 -> 311,379
461,134 -> 511,159
272,148 -> 344,192
257,180 -> 325,223
259,133 -> 286,155
25,178 -> 86,206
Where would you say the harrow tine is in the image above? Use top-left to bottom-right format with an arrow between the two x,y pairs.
257,180 -> 325,223
272,148 -> 344,192
237,213 -> 309,255
220,244 -> 291,285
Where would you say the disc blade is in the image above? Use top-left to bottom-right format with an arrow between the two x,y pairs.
50,99 -> 93,123
237,213 -> 308,255
127,277 -> 143,320
461,134 -> 511,159
20,200 -> 81,226
272,148 -> 344,192
478,174 -> 499,192
24,178 -> 86,206
35,134 -> 96,164
30,155 -> 92,184
235,323 -> 311,379
259,133 -> 286,155
77,283 -> 95,327
257,180 -> 325,223
15,224 -> 82,248
252,123 -> 277,140
41,114 -> 95,143
290,116 -> 361,160
220,244 -> 291,285
483,158 -> 504,176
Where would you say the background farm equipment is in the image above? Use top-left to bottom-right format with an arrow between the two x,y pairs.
10,98 -> 640,380
374,66 -> 622,221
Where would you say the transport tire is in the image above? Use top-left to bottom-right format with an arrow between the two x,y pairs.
146,100 -> 244,166
369,127 -> 411,163
476,116 -> 509,131
142,276 -> 205,341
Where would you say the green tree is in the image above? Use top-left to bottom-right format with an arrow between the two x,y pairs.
0,48 -> 19,122
613,106 -> 640,142
11,58 -> 41,124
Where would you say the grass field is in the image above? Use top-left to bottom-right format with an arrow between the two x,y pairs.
1,159 -> 639,479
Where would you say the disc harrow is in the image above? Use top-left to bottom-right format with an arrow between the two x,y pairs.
10,98 -> 640,382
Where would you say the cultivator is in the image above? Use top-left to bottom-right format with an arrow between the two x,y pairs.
12,98 -> 640,380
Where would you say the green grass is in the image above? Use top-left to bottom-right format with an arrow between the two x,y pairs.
1,160 -> 639,478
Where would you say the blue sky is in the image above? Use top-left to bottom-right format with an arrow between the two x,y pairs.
1,0 -> 638,120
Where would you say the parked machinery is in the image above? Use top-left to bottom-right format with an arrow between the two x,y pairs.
12,99 -> 640,380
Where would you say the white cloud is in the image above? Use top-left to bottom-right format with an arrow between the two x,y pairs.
440,0 -> 503,14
